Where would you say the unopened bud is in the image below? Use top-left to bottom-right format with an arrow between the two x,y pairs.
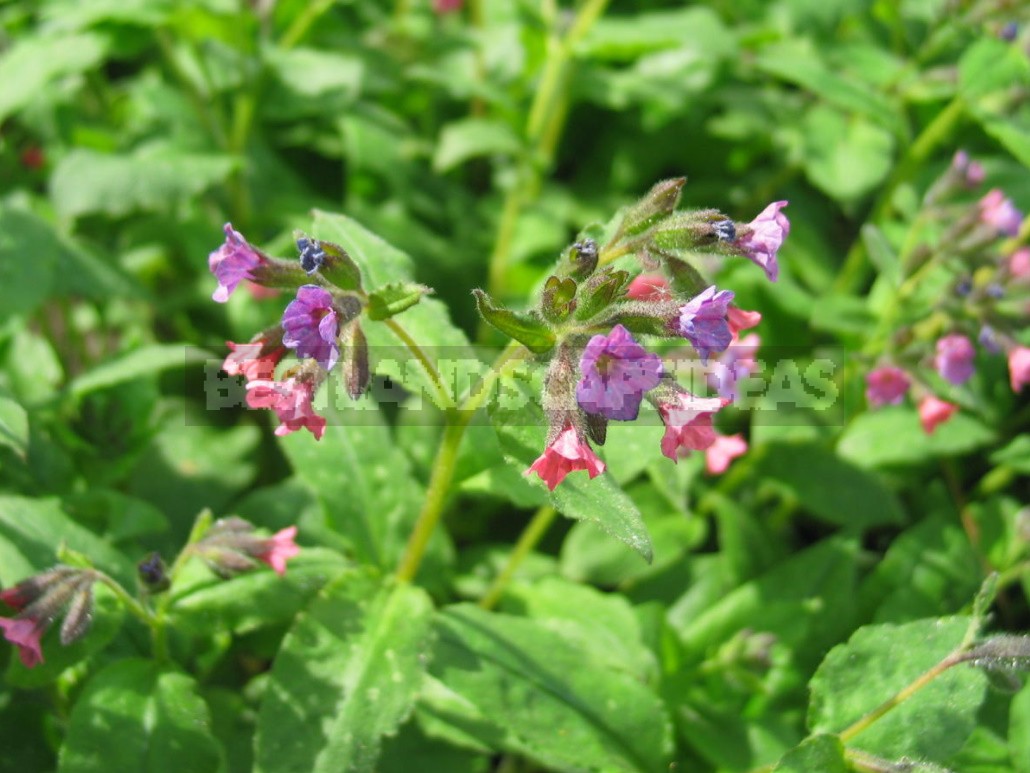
574,270 -> 629,322
617,178 -> 686,237
541,275 -> 577,323
293,232 -> 363,291
138,552 -> 170,593
59,579 -> 95,646
340,322 -> 371,399
564,239 -> 598,280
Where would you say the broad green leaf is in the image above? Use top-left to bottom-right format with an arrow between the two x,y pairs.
773,735 -> 847,772
972,111 -> 1030,169
0,207 -> 59,317
50,145 -> 236,220
67,344 -> 212,399
583,6 -> 733,62
264,47 -> 363,107
278,400 -> 434,570
379,718 -> 489,773
39,0 -> 172,28
990,435 -> 1030,474
169,548 -> 350,635
0,33 -> 107,123
367,282 -> 433,321
802,105 -> 895,202
1011,680 -> 1030,773
433,118 -> 522,172
255,571 -> 434,773
0,394 -> 28,459
810,294 -> 875,337
0,495 -> 133,586
839,408 -> 996,468
958,37 -> 1030,100
672,538 -> 858,668
58,659 -> 222,773
808,618 -> 987,762
751,441 -> 904,529
489,378 -> 654,562
4,583 -> 124,689
429,604 -> 673,773
862,224 -> 901,286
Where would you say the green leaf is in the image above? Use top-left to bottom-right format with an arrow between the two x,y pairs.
0,32 -> 108,124
1010,680 -> 1030,773
991,435 -> 1030,474
50,145 -> 236,220
58,659 -> 223,773
773,735 -> 848,772
583,7 -> 733,62
433,118 -> 522,172
0,207 -> 59,317
808,618 -> 987,763
67,344 -> 212,399
472,289 -> 555,354
428,604 -> 673,773
254,571 -> 434,773
0,394 -> 28,459
958,37 -> 1030,100
838,407 -> 996,468
278,400 -> 431,570
367,282 -> 433,321
751,442 -> 904,529
802,105 -> 895,202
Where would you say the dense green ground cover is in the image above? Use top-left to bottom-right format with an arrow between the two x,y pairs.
1,1 -> 1029,771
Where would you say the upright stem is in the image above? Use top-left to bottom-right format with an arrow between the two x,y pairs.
385,317 -> 455,409
480,505 -> 558,609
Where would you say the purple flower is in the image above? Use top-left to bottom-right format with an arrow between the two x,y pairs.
577,324 -> 663,421
978,189 -> 1023,237
865,366 -> 910,407
209,223 -> 266,303
737,201 -> 789,282
676,285 -> 735,362
281,285 -> 340,370
952,151 -> 984,187
934,334 -> 975,385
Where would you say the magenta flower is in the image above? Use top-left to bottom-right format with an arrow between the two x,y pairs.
737,201 -> 789,282
676,285 -> 735,362
727,306 -> 762,336
254,526 -> 301,576
0,616 -> 46,668
247,377 -> 327,440
577,325 -> 663,421
527,424 -> 606,491
281,285 -> 341,371
223,337 -> 286,383
978,189 -> 1023,237
626,274 -> 671,301
866,366 -> 910,407
918,396 -> 957,435
705,434 -> 748,475
1009,346 -> 1030,393
209,223 -> 266,303
656,392 -> 728,462
934,334 -> 975,385
1010,248 -> 1030,280
952,151 -> 985,187
433,0 -> 463,12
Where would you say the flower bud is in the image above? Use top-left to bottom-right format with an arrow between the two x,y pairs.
563,239 -> 599,280
340,322 -> 371,399
473,289 -> 556,354
294,233 -> 363,291
138,552 -> 170,593
540,275 -> 577,323
616,177 -> 686,237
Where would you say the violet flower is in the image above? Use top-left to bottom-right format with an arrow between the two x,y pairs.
577,325 -> 663,421
737,201 -> 789,282
934,334 -> 975,386
281,285 -> 341,371
676,285 -> 735,362
979,189 -> 1023,237
209,223 -> 266,303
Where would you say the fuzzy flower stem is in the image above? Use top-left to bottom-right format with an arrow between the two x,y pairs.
480,505 -> 558,610
384,317 -> 455,409
396,342 -> 528,582
835,97 -> 966,293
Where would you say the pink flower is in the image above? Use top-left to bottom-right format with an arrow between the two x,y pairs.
1010,248 -> 1030,280
527,424 -> 606,491
705,434 -> 748,474
433,0 -> 463,11
934,334 -> 975,385
707,332 -> 761,401
254,526 -> 300,576
737,201 -> 789,282
978,189 -> 1023,237
657,392 -> 729,462
247,377 -> 326,439
727,306 -> 762,336
577,325 -> 663,421
0,617 -> 45,668
223,337 -> 286,383
676,285 -> 736,362
281,285 -> 341,371
918,396 -> 958,435
626,274 -> 671,301
865,366 -> 910,407
1009,346 -> 1030,392
952,151 -> 984,187
209,223 -> 267,303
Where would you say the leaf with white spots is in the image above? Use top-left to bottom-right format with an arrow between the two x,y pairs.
255,570 -> 435,773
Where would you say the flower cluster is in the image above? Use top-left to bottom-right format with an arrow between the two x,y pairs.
0,567 -> 96,668
865,150 -> 1029,434
209,227 -> 385,439
476,180 -> 789,490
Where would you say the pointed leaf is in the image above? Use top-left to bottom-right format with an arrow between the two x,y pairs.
255,571 -> 434,773
773,735 -> 848,772
472,289 -> 555,354
367,282 -> 433,321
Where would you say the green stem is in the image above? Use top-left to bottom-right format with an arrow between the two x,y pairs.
480,505 -> 557,610
385,317 -> 455,409
835,97 -> 966,294
838,652 -> 963,743
282,0 -> 337,50
395,341 -> 526,582
93,572 -> 153,628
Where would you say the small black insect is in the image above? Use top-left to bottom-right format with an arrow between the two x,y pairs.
297,236 -> 327,275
